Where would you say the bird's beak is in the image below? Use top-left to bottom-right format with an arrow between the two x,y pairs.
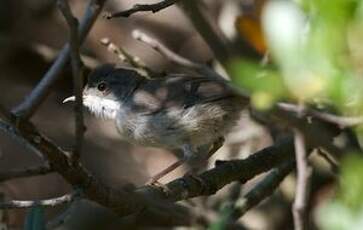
62,96 -> 76,104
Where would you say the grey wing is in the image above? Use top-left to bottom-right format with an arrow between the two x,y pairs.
128,74 -> 242,113
124,75 -> 244,147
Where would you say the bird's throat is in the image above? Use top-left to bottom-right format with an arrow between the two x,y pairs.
83,95 -> 120,120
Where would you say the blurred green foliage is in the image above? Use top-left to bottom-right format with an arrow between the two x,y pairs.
228,0 -> 363,115
228,1 -> 363,228
317,155 -> 363,230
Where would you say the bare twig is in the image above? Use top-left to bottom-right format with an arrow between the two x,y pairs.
105,0 -> 180,18
132,30 -> 223,80
12,0 -> 107,119
0,166 -> 52,183
293,129 -> 312,230
212,162 -> 294,228
229,162 -> 294,222
0,192 -> 76,209
99,37 -> 156,78
179,0 -> 231,66
58,0 -> 85,162
278,102 -> 363,128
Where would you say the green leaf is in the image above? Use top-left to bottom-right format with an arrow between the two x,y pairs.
228,59 -> 288,109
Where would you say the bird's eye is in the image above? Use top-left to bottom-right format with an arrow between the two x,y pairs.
97,82 -> 107,92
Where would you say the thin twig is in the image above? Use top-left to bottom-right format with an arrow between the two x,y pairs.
0,192 -> 76,209
278,102 -> 363,128
58,0 -> 85,162
132,30 -> 223,80
0,166 -> 53,183
12,0 -> 107,119
99,37 -> 156,78
293,129 -> 312,230
212,162 -> 294,228
179,0 -> 231,66
105,0 -> 180,18
229,162 -> 294,222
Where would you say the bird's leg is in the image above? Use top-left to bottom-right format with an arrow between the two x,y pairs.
147,144 -> 195,185
147,138 -> 225,185
184,137 -> 225,184
148,158 -> 186,185
187,137 -> 225,173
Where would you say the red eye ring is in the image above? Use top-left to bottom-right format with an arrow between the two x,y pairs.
97,82 -> 107,92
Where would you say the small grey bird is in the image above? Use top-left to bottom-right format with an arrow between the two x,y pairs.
64,64 -> 247,183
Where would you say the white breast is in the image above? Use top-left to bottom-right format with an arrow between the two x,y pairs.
83,95 -> 119,120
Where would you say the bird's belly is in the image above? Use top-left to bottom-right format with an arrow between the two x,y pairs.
115,112 -> 177,148
114,103 -> 239,149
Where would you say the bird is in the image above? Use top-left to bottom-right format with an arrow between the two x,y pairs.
63,64 -> 247,183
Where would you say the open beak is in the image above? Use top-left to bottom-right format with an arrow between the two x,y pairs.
62,96 -> 76,104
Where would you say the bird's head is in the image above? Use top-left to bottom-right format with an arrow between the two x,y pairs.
63,64 -> 143,120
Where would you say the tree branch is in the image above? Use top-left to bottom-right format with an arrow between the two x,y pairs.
0,116 -> 294,214
228,162 -> 294,223
12,0 -> 107,119
106,0 -> 180,18
278,102 -> 363,128
58,0 -> 85,162
0,118 -> 190,224
179,0 -> 231,66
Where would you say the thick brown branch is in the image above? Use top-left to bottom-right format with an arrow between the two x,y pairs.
0,118 -> 189,223
12,0 -> 107,119
106,0 -> 180,18
58,0 -> 85,161
0,116 -> 294,213
0,192 -> 76,209
0,166 -> 53,183
135,138 -> 295,202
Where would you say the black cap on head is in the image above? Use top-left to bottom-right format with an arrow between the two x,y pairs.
87,64 -> 116,87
